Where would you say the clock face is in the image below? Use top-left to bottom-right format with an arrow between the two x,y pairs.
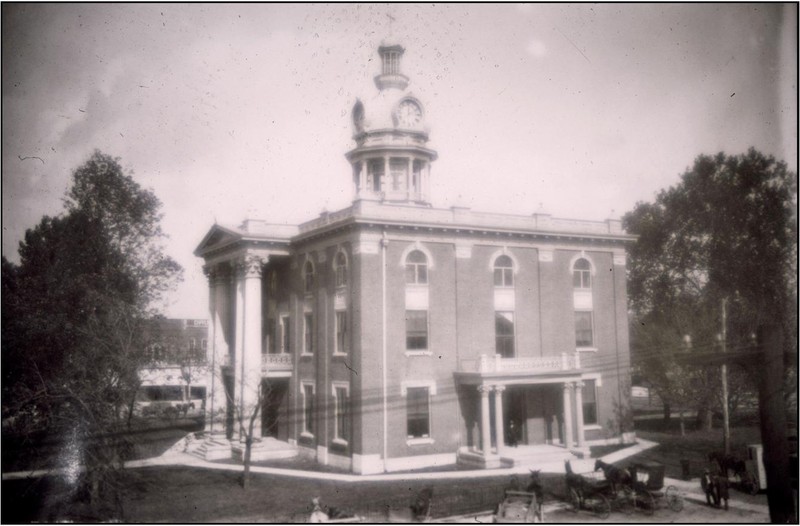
396,100 -> 422,127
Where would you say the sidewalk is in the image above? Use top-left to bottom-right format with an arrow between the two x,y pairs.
664,476 -> 769,514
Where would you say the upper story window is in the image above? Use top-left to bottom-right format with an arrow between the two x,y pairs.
573,258 -> 592,289
303,260 -> 315,294
334,251 -> 348,288
368,159 -> 384,192
405,250 -> 428,285
493,255 -> 514,287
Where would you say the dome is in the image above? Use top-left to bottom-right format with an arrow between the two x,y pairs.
354,89 -> 428,136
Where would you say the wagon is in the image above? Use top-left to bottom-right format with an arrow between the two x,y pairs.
630,461 -> 684,512
493,490 -> 542,523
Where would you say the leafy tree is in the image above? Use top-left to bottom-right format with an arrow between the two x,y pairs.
624,148 -> 797,427
2,151 -> 182,520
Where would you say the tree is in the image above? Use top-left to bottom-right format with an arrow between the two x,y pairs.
624,149 -> 797,428
2,151 -> 182,520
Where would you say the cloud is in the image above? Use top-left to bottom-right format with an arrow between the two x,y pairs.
526,38 -> 547,58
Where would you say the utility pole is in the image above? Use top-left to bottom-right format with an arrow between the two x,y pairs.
721,297 -> 730,455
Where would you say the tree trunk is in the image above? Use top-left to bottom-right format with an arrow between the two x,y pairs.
242,436 -> 252,489
663,401 -> 672,423
678,410 -> 685,437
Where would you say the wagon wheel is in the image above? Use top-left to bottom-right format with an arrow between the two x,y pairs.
745,472 -> 759,495
617,488 -> 634,515
567,488 -> 581,513
591,494 -> 611,520
665,486 -> 684,512
635,488 -> 655,516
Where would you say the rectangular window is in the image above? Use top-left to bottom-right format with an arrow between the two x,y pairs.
575,311 -> 594,348
335,311 -> 348,354
405,310 -> 428,350
302,383 -> 315,435
304,313 -> 314,354
369,160 -> 384,192
334,386 -> 349,442
267,318 -> 277,354
281,315 -> 290,353
406,387 -> 430,439
495,312 -> 515,358
582,379 -> 598,425
389,158 -> 408,191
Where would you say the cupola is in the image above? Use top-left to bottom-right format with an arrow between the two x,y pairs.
345,44 -> 438,206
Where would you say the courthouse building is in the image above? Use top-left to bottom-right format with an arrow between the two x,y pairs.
194,44 -> 635,473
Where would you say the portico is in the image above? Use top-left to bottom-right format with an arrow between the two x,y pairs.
455,353 -> 590,468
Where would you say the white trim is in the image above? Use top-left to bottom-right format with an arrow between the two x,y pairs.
569,252 -> 596,276
404,350 -> 433,357
300,380 -> 316,436
332,382 -> 350,445
399,241 -> 435,270
581,372 -> 603,387
577,347 -> 598,353
406,437 -> 435,446
400,379 -> 437,396
584,424 -> 603,431
332,248 -> 349,287
488,247 -> 519,274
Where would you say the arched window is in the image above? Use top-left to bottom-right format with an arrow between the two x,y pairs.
405,250 -> 428,285
334,252 -> 347,288
493,255 -> 514,287
573,258 -> 592,289
303,261 -> 314,294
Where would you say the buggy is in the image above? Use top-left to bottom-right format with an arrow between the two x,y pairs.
494,490 -> 542,523
629,461 -> 684,512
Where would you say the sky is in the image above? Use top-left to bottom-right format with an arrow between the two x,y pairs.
2,3 -> 797,319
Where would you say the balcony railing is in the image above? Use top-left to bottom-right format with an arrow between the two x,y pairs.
261,353 -> 293,374
459,353 -> 581,374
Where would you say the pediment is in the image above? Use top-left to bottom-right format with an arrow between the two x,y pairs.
194,224 -> 242,257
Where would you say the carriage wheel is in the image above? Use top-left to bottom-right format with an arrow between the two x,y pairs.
567,488 -> 581,513
665,486 -> 684,512
592,494 -> 611,520
618,489 -> 634,515
636,489 -> 655,516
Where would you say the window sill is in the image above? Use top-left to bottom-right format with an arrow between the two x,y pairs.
300,431 -> 315,440
406,437 -> 435,446
576,347 -> 598,353
332,352 -> 349,358
404,350 -> 432,357
583,424 -> 602,431
300,353 -> 314,358
332,438 -> 349,447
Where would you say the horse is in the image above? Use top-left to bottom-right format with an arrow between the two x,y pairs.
526,470 -> 545,522
708,452 -> 746,479
594,459 -> 632,494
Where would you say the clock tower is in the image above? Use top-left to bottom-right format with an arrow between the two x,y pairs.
346,44 -> 437,205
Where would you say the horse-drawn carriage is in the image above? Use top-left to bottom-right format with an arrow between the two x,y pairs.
493,471 -> 545,523
565,459 -> 683,519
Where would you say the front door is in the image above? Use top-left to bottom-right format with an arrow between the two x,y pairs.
262,380 -> 288,438
505,388 -> 527,446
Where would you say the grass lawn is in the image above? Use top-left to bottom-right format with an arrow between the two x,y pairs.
4,465 -> 574,523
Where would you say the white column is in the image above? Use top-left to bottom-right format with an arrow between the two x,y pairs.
214,266 -> 232,434
575,381 -> 586,448
407,157 -> 413,200
479,385 -> 492,454
202,265 -> 222,434
233,263 -> 246,440
241,254 -> 267,441
562,383 -> 574,449
493,385 -> 506,452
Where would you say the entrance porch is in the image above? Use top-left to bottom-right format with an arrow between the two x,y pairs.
454,353 -> 591,469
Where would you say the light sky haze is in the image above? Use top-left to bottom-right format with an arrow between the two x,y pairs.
2,3 -> 796,318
